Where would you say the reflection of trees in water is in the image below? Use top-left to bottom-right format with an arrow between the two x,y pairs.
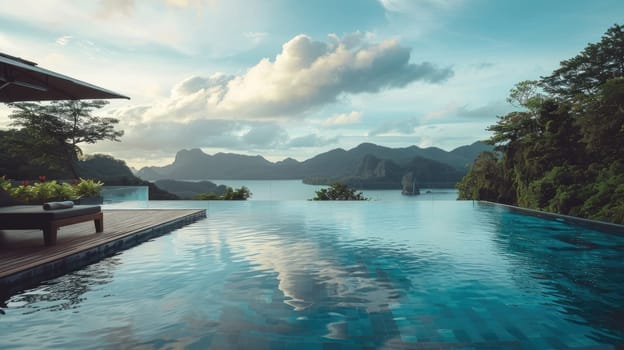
1,256 -> 120,312
491,211 -> 624,346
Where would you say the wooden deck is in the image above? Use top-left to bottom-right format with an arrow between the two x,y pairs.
0,209 -> 206,296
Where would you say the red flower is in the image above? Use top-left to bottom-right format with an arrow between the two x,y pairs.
38,175 -> 46,182
21,180 -> 30,186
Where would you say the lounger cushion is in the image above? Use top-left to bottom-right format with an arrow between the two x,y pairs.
43,201 -> 75,210
0,205 -> 101,223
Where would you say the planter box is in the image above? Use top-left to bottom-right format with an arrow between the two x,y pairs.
74,195 -> 103,205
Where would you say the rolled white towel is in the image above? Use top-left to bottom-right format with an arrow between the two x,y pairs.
43,201 -> 75,210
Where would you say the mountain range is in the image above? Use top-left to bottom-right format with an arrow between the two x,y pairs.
137,141 -> 492,189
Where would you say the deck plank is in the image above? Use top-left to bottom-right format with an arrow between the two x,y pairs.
0,209 -> 206,283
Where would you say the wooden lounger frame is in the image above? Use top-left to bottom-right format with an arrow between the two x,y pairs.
44,211 -> 104,246
1,211 -> 103,246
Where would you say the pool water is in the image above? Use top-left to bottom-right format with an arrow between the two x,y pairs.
1,200 -> 623,349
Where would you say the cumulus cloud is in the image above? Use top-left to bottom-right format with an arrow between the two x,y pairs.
216,33 -> 452,117
170,73 -> 233,99
127,32 -> 453,123
322,111 -> 362,126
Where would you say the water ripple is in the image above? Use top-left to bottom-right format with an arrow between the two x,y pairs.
1,200 -> 622,349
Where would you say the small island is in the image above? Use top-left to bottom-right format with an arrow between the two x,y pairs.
311,183 -> 368,201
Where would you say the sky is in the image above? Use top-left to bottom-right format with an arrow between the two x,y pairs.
0,0 -> 622,169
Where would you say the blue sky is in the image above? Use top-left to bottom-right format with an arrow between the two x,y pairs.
0,0 -> 622,168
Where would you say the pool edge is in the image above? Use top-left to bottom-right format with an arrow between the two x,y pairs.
479,200 -> 624,235
0,209 -> 207,299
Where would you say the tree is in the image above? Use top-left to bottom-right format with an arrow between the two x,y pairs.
506,80 -> 546,112
541,24 -> 624,99
576,77 -> 624,164
223,186 -> 252,200
0,128 -> 74,179
194,186 -> 252,200
456,151 -> 513,203
458,23 -> 624,224
8,100 -> 124,178
312,183 -> 368,200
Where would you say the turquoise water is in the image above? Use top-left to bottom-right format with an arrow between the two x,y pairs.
1,200 -> 623,349
191,179 -> 458,201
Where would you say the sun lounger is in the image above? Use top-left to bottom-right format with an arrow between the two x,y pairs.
0,205 -> 103,246
0,189 -> 103,246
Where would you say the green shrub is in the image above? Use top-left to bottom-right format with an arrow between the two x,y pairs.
0,177 -> 102,204
194,186 -> 252,200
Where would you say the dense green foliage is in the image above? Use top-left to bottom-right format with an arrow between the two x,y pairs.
312,183 -> 368,201
194,186 -> 252,200
0,129 -> 74,179
457,24 -> 624,224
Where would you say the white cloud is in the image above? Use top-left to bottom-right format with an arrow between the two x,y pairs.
55,35 -> 73,46
126,33 -> 452,123
322,111 -> 362,126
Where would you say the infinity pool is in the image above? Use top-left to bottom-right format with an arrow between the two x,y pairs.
1,200 -> 622,349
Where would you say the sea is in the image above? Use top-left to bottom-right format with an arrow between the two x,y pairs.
198,179 -> 458,201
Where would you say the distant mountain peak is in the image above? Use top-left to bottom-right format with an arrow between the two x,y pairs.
136,141 -> 492,182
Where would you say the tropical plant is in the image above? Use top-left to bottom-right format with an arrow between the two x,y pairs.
312,183 -> 368,201
193,193 -> 222,200
1,177 -> 103,204
73,178 -> 104,198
